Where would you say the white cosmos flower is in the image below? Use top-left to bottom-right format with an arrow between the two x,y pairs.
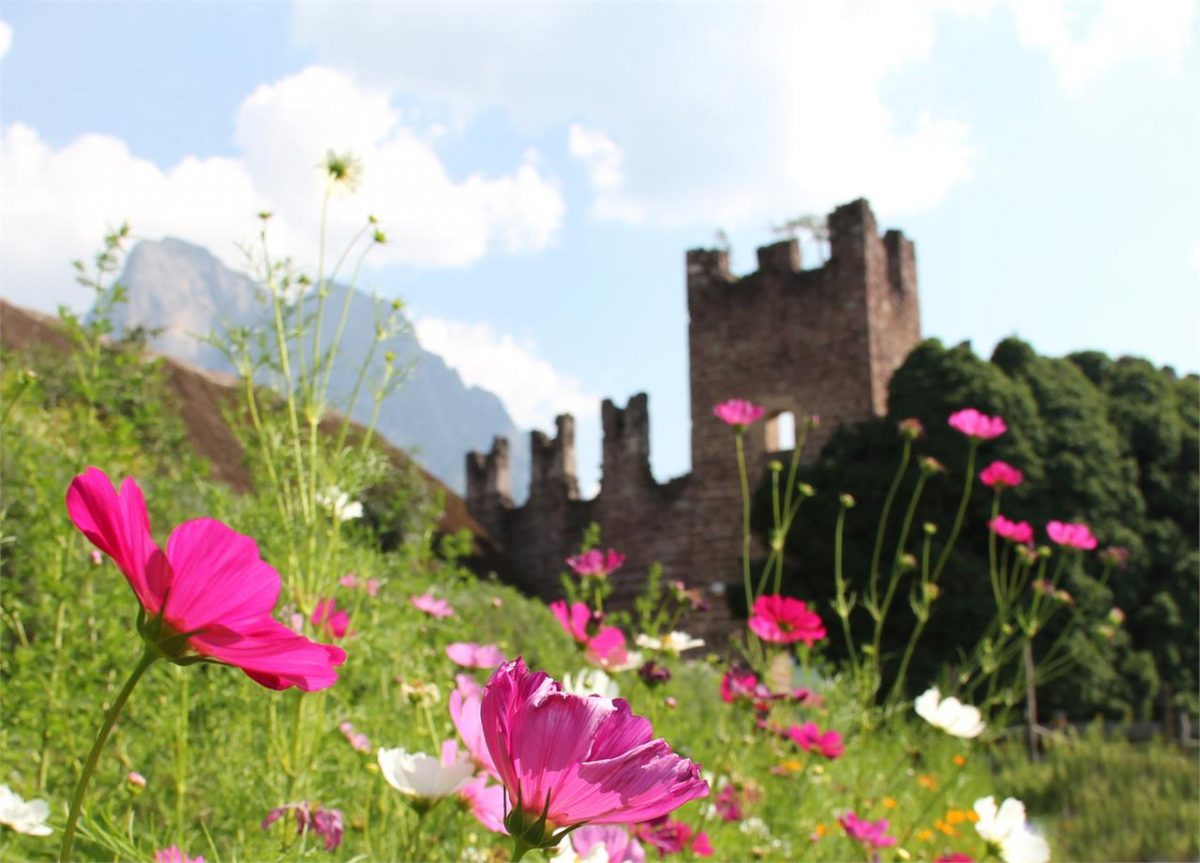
914,686 -> 986,738
634,631 -> 705,655
317,487 -> 364,522
0,785 -> 52,836
377,747 -> 474,802
549,839 -> 609,863
974,796 -> 1050,863
596,650 -> 643,673
562,668 -> 620,698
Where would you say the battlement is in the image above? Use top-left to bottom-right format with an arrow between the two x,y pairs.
601,393 -> 653,489
466,436 -> 513,508
530,414 -> 579,500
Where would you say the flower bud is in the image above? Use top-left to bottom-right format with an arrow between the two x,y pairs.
839,494 -> 856,509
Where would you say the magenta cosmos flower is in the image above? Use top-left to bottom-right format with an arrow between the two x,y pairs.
549,600 -> 632,668
788,722 -> 844,760
748,595 -> 826,646
67,468 -> 345,691
990,515 -> 1034,545
1047,520 -> 1098,550
411,592 -> 455,618
980,460 -> 1024,489
311,598 -> 350,639
948,408 -> 1007,440
480,659 -> 708,856
447,642 -> 506,669
839,812 -> 896,849
712,399 -> 765,427
566,548 -> 626,578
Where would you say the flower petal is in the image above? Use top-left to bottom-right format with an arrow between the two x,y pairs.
163,519 -> 280,631
66,468 -> 169,613
189,619 -> 346,692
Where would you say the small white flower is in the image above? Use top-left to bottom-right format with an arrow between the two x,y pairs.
377,747 -> 474,802
739,817 -> 770,838
597,650 -> 643,673
549,840 -> 609,863
634,631 -> 705,655
0,785 -> 52,836
317,487 -> 364,522
974,796 -> 1050,863
562,668 -> 620,698
915,686 -> 985,738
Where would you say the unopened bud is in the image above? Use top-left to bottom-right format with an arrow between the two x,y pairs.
839,493 -> 856,509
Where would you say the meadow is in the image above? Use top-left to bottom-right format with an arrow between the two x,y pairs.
1,170 -> 1195,863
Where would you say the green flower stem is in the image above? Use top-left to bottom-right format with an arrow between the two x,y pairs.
930,440 -> 979,583
60,647 -> 159,863
734,429 -> 754,612
868,440 -> 912,609
832,505 -> 859,676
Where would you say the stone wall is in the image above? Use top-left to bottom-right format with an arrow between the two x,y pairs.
465,198 -> 920,644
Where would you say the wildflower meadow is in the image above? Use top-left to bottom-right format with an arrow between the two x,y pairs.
1,160 -> 1196,863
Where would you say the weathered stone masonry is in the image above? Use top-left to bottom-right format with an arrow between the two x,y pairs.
466,199 -> 920,641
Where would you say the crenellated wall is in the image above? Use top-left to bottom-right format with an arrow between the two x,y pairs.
464,199 -> 920,642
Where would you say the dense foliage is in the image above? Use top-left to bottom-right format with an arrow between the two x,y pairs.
762,337 -> 1197,720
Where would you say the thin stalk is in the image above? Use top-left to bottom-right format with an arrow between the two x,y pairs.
832,505 -> 859,675
60,648 -> 158,862
174,668 -> 189,843
930,440 -> 979,583
887,531 -> 936,704
870,473 -> 928,660
734,430 -> 753,611
868,440 -> 912,608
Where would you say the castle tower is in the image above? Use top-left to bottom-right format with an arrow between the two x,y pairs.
685,198 -> 919,603
464,198 -> 919,639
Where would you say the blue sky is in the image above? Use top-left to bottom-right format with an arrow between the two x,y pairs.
2,1 -> 1197,496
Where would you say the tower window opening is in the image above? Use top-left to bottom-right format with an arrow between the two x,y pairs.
767,411 -> 796,452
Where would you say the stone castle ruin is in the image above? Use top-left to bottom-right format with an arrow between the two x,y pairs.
465,198 -> 920,639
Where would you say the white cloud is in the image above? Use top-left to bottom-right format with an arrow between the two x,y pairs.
1,65 -> 565,313
1008,0 -> 1194,89
412,316 -> 598,429
0,20 -> 11,60
567,123 -> 647,223
293,1 -> 985,226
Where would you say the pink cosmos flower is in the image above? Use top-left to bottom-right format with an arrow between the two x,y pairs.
460,774 -> 507,834
411,592 -> 455,618
838,812 -> 896,849
585,626 -> 632,669
713,783 -> 758,822
261,802 -> 344,851
550,600 -> 593,643
935,854 -> 975,863
1046,520 -> 1098,550
948,408 -> 1007,440
66,468 -> 345,691
713,399 -> 765,427
338,720 -> 371,753
635,818 -> 713,857
719,669 -> 760,703
748,595 -> 826,646
566,549 -> 626,579
153,848 -> 204,863
990,515 -> 1034,545
90,549 -> 104,566
788,722 -> 844,760
338,573 -> 359,589
980,460 -> 1024,489
480,659 -> 708,842
572,825 -> 646,863
126,771 -> 147,789
450,674 -> 498,777
550,601 -> 631,668
447,642 -> 506,669
311,598 -> 350,640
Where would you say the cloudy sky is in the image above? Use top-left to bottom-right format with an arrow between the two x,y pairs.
2,1 -> 1196,494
